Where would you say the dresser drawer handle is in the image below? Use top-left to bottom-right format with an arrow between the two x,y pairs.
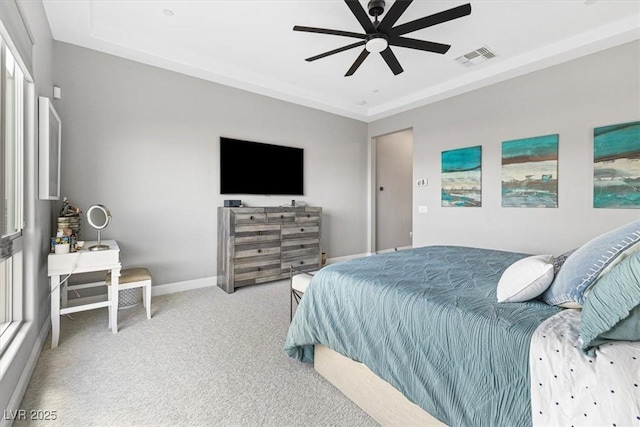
257,249 -> 262,253
300,228 -> 304,232
250,215 -> 254,220
257,267 -> 262,271
300,244 -> 304,249
280,215 -> 284,218
257,231 -> 263,235
307,214 -> 311,218
299,261 -> 304,265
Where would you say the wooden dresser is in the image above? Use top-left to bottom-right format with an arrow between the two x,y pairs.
217,206 -> 322,293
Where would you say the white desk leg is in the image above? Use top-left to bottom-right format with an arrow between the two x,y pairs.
50,275 -> 61,349
61,280 -> 68,308
109,267 -> 120,334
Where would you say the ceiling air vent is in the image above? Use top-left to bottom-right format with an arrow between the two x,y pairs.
455,46 -> 497,67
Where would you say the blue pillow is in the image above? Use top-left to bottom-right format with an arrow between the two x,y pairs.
580,251 -> 640,356
541,220 -> 640,307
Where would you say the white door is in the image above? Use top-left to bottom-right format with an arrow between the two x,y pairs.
375,129 -> 413,252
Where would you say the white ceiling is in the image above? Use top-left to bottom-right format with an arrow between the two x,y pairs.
42,0 -> 640,122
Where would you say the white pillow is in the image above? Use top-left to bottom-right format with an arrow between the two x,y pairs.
497,255 -> 555,303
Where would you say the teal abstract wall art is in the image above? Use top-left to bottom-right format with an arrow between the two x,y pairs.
593,121 -> 640,208
441,145 -> 482,207
501,134 -> 558,208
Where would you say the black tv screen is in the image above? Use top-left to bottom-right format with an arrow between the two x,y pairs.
220,137 -> 304,195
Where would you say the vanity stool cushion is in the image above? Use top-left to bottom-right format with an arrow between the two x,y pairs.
106,267 -> 152,285
292,274 -> 313,294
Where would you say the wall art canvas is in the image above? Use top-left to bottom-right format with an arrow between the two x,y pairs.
501,134 -> 558,208
593,121 -> 640,208
441,145 -> 482,207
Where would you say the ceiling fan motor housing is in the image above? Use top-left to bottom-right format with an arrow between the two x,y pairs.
368,0 -> 385,18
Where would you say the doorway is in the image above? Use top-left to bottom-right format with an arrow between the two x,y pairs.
374,129 -> 413,253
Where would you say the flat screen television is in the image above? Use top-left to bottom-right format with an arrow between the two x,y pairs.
220,137 -> 304,195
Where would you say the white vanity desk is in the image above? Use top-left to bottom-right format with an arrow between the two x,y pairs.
47,240 -> 121,348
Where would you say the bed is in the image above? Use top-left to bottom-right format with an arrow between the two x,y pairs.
284,220 -> 640,426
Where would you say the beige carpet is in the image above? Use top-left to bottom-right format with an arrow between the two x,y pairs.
15,280 -> 377,426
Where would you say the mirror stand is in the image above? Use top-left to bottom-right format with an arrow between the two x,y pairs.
87,204 -> 112,251
89,229 -> 109,251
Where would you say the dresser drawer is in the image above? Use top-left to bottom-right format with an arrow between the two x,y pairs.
234,224 -> 281,244
234,258 -> 282,282
266,211 -> 296,223
234,212 -> 266,225
282,237 -> 320,258
234,241 -> 281,259
296,211 -> 321,223
282,255 -> 320,272
234,273 -> 282,288
282,223 -> 319,240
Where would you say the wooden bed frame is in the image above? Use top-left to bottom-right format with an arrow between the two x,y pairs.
314,344 -> 446,427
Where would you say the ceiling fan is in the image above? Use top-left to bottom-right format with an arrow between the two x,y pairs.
293,0 -> 472,76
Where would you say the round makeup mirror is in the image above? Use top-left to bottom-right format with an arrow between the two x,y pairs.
87,204 -> 112,251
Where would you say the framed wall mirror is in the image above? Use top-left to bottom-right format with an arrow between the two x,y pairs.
38,96 -> 61,200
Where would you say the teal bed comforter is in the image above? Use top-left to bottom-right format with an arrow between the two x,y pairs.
284,246 -> 561,427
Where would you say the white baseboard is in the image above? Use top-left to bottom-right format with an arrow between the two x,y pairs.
151,276 -> 216,296
374,245 -> 412,254
2,318 -> 51,427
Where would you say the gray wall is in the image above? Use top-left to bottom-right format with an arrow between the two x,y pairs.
369,40 -> 640,256
53,42 -> 368,286
1,0 -> 54,416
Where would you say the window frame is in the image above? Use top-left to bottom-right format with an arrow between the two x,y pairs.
0,31 -> 26,354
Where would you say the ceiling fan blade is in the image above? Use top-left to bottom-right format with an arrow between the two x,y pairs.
388,36 -> 450,54
305,41 -> 366,62
293,25 -> 366,40
380,47 -> 404,75
345,48 -> 370,77
344,0 -> 377,34
377,0 -> 413,33
390,3 -> 472,36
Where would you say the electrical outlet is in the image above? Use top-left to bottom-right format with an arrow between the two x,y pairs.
416,178 -> 428,187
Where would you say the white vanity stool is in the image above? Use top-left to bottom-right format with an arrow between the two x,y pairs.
106,267 -> 152,321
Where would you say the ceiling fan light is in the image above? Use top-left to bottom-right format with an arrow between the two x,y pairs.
366,37 -> 388,53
